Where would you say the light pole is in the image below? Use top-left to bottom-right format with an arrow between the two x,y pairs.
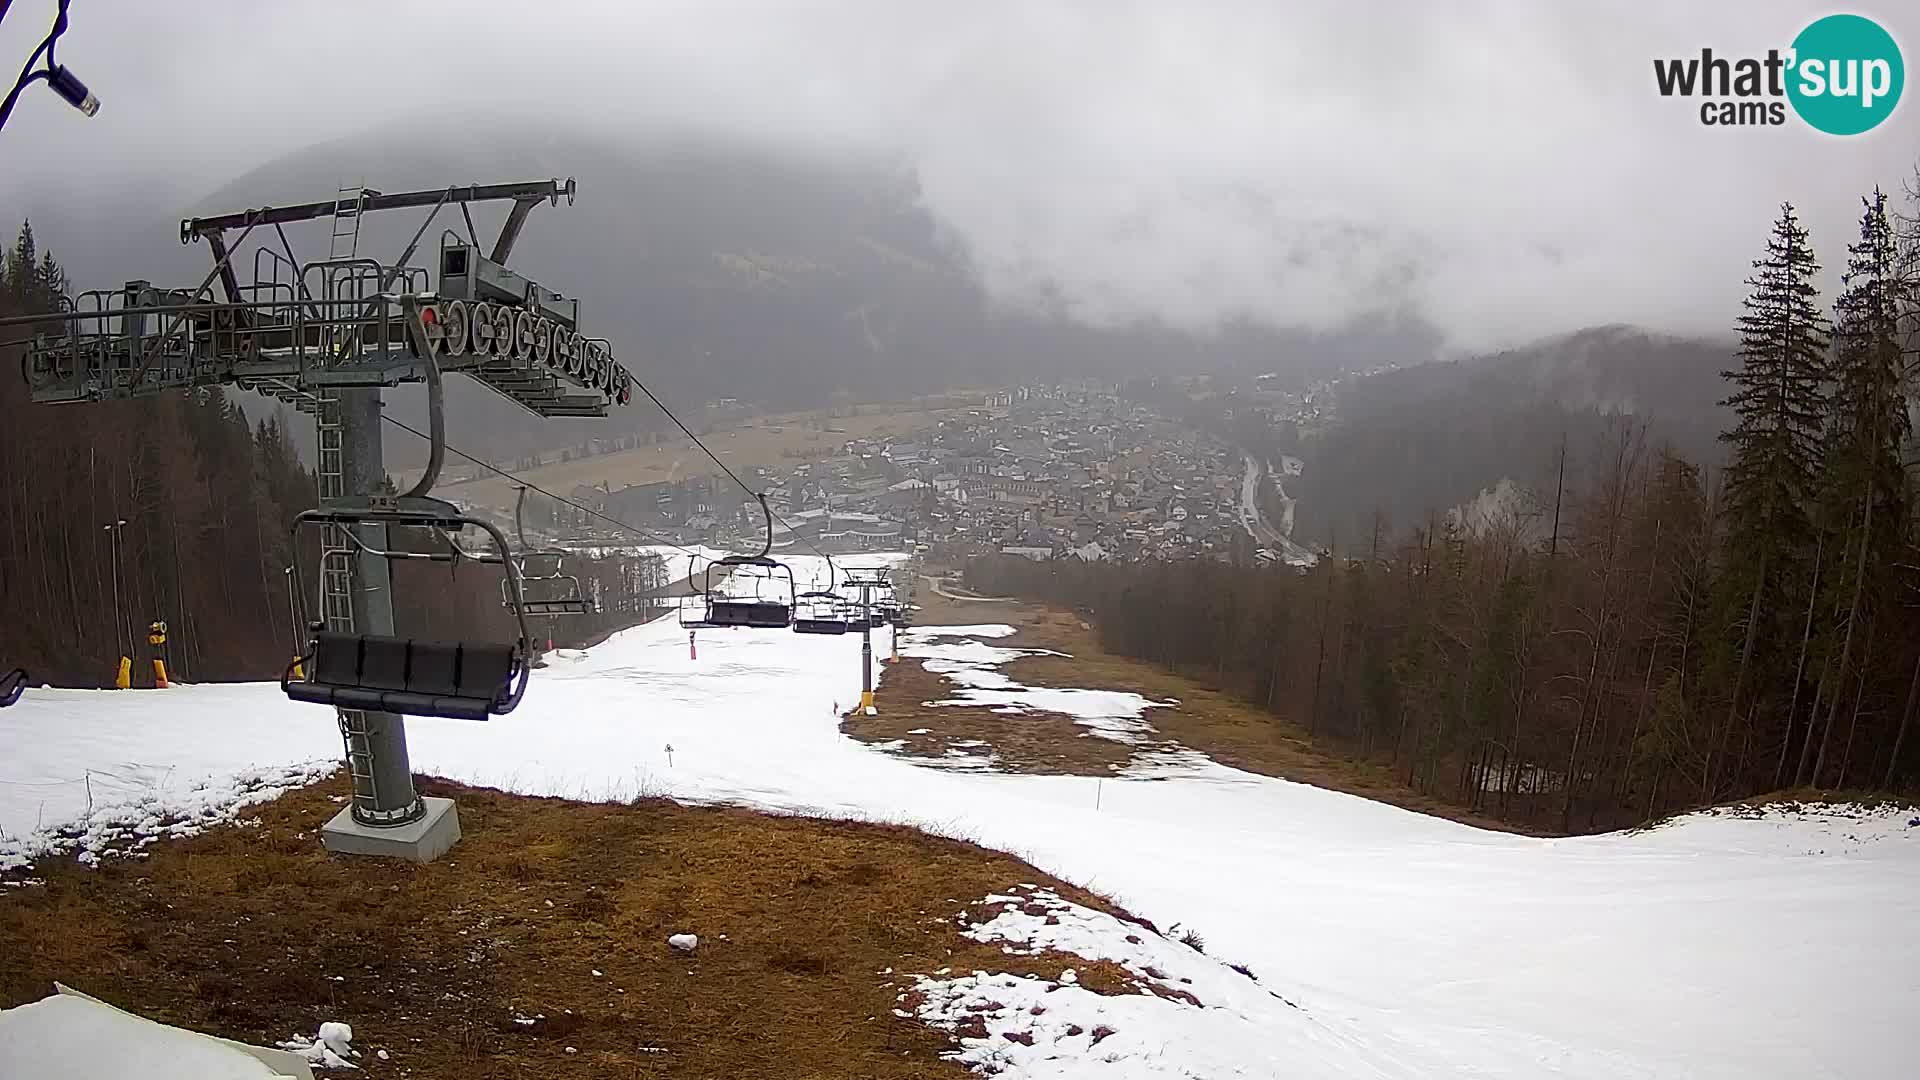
103,519 -> 128,662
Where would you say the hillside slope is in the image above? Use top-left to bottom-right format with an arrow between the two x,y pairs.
3,593 -> 1914,1077
1293,325 -> 1734,537
8,124 -> 1431,461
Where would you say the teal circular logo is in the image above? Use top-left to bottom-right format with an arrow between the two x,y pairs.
1787,14 -> 1903,135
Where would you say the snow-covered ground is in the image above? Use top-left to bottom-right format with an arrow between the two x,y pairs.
2,615 -> 1916,1078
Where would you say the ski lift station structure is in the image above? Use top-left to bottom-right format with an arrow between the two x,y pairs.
0,177 -> 635,861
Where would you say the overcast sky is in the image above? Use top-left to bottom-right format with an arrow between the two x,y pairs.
1,0 -> 1915,352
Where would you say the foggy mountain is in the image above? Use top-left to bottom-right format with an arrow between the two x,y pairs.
1291,325 -> 1735,541
10,124 -> 1435,462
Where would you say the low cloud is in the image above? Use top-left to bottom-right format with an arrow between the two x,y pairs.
1,0 -> 1912,351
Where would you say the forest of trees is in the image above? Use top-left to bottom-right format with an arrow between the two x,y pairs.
970,191 -> 1920,832
0,224 -> 317,684
0,223 -> 670,686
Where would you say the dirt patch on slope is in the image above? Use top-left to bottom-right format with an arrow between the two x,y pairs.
842,657 -> 1136,775
861,572 -> 1533,833
0,775 -> 1158,1079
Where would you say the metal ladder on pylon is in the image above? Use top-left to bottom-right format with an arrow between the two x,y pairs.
318,182 -> 380,807
318,182 -> 366,635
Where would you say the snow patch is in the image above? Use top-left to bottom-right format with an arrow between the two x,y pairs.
278,1020 -> 359,1070
1,760 -> 337,876
903,624 -> 1020,640
906,887 -> 1353,1077
903,640 -> 1173,745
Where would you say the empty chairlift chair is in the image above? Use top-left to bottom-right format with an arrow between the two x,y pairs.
499,488 -> 594,619
705,555 -> 795,628
0,668 -> 26,707
281,497 -> 533,721
792,592 -> 851,635
501,550 -> 595,618
870,584 -> 901,625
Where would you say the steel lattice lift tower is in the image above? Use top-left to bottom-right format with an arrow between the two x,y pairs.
0,178 -> 633,860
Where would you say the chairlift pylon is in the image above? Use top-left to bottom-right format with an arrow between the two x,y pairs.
0,668 -> 27,707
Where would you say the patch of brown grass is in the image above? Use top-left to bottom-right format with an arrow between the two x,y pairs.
0,775 -> 1139,1079
891,574 -> 1533,834
431,401 -> 974,512
846,657 -> 1134,776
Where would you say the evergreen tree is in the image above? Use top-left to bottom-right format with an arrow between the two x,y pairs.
1800,190 -> 1911,785
1715,203 -> 1831,782
3,220 -> 35,301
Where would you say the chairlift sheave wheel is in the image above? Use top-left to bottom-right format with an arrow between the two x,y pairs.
585,342 -> 607,392
441,299 -> 471,356
490,304 -> 516,360
549,327 -> 573,370
469,301 -> 496,355
565,333 -> 587,379
511,309 -> 536,364
531,316 -> 554,365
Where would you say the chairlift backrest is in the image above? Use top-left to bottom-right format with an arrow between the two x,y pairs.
519,551 -> 568,579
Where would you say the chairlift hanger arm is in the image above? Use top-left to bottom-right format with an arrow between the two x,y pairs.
288,508 -> 534,649
181,179 -> 577,244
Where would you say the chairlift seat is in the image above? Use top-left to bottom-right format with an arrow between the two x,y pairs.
707,599 -> 792,628
0,668 -> 25,708
502,574 -> 595,617
284,631 -> 526,721
519,598 -> 594,617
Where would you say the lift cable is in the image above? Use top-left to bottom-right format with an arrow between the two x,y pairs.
375,408 -> 704,562
624,375 -> 837,570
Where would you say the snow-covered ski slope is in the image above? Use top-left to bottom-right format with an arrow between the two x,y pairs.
3,611 -> 1916,1078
